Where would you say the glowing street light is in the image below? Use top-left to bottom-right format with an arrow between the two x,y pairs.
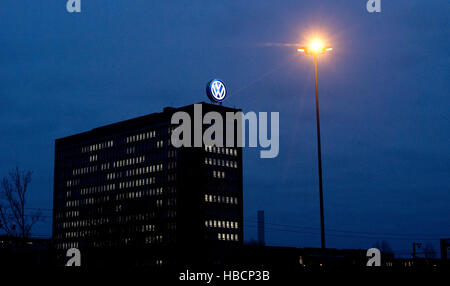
297,39 -> 332,55
297,38 -> 332,250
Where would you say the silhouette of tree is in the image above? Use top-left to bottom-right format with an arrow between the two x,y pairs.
0,167 -> 42,238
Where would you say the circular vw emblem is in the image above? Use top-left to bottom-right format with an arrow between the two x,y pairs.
206,79 -> 227,103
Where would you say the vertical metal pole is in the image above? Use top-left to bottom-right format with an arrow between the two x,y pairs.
314,55 -> 326,250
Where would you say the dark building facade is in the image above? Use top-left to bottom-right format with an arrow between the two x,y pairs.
53,102 -> 243,266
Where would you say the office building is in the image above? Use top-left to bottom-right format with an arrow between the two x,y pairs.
53,102 -> 243,266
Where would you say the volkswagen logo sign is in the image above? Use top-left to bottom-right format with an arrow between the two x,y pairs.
206,79 -> 227,103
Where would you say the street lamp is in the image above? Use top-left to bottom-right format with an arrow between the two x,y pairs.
297,38 -> 332,250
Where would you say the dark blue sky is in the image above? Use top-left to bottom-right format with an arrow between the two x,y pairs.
1,1 -> 449,257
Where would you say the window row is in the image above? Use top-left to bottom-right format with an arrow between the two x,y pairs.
205,157 -> 238,168
113,156 -> 145,168
82,195 -> 110,206
126,147 -> 135,154
65,194 -> 113,207
55,242 -> 79,250
205,220 -> 239,229
213,170 -> 226,179
204,145 -> 238,156
116,212 -> 159,223
66,179 -> 80,187
73,165 -> 98,176
80,183 -> 116,195
126,131 -> 156,143
106,172 -> 122,180
58,212 -> 163,230
145,235 -> 163,244
101,162 -> 111,170
65,230 -> 90,239
125,164 -> 163,177
66,200 -> 79,207
61,217 -> 109,229
142,224 -> 156,232
82,140 -> 114,153
205,194 -> 238,205
118,177 -> 156,189
218,233 -> 239,241
115,187 -> 164,200
65,211 -> 79,218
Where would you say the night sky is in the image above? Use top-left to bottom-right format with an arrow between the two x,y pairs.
1,1 -> 449,257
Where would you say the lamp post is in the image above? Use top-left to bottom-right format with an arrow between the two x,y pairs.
298,39 -> 332,250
